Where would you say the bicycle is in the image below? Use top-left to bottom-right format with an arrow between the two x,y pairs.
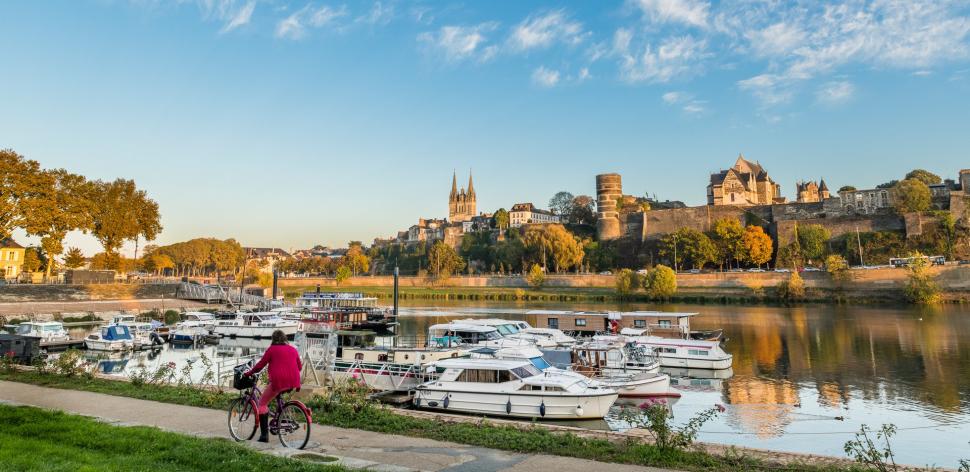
227,363 -> 312,449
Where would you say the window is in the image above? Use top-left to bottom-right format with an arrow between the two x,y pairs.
519,385 -> 542,391
529,357 -> 550,371
687,349 -> 709,356
660,347 -> 677,354
511,365 -> 540,379
633,320 -> 646,328
544,386 -> 564,392
658,320 -> 672,328
575,318 -> 587,327
547,318 -> 559,329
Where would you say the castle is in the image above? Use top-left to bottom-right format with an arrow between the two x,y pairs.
707,155 -> 784,206
796,179 -> 830,203
448,171 -> 477,223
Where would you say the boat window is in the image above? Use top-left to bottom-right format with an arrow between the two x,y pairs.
633,320 -> 646,328
544,386 -> 564,392
457,369 -> 500,383
660,347 -> 677,354
528,357 -> 551,370
495,325 -> 514,335
658,320 -> 672,328
688,349 -> 708,356
519,385 -> 543,391
574,318 -> 587,327
547,318 -> 559,329
15,325 -> 30,334
484,331 -> 502,341
511,365 -> 540,379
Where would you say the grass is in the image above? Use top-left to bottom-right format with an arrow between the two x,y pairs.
0,404 -> 348,472
0,369 -> 866,472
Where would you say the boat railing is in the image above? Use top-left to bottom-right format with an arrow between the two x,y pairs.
213,353 -> 260,388
334,359 -> 426,390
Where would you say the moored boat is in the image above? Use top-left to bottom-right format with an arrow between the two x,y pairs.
15,321 -> 70,343
212,312 -> 299,338
85,325 -> 137,351
413,357 -> 618,419
599,329 -> 733,370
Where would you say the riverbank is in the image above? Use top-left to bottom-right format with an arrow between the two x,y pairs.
0,367 -> 880,472
0,404 -> 348,471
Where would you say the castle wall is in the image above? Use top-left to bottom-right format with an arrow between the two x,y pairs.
596,173 -> 623,240
773,215 -> 904,246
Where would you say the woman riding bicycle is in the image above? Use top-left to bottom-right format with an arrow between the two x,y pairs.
244,329 -> 302,442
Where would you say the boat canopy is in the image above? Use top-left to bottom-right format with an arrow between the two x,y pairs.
101,325 -> 132,340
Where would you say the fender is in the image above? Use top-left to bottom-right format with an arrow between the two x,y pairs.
286,401 -> 313,424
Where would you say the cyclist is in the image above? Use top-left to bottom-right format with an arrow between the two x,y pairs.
244,329 -> 302,443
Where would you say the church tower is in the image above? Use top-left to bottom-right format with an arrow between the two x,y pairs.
448,171 -> 477,222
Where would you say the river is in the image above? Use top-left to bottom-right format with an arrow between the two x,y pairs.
68,300 -> 970,467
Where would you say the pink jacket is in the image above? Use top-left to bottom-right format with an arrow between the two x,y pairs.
246,344 -> 302,391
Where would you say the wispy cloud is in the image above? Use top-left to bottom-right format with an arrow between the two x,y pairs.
531,66 -> 561,87
633,0 -> 710,28
276,4 -> 348,40
661,90 -> 706,114
509,9 -> 587,51
356,1 -> 393,26
417,23 -> 499,62
614,30 -> 709,83
816,80 -> 855,105
219,0 -> 255,33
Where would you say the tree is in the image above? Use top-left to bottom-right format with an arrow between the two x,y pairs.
88,179 -> 162,268
838,186 -> 857,193
777,271 -> 805,301
22,248 -> 42,273
522,224 -> 584,273
0,149 -> 43,240
710,218 -> 745,269
568,195 -> 596,225
659,228 -> 717,270
937,213 -> 958,261
20,169 -> 94,279
614,268 -> 636,296
876,180 -> 899,189
904,252 -> 940,304
905,169 -> 942,186
63,247 -> 86,269
427,241 -> 466,280
644,265 -> 677,299
527,263 -> 545,288
743,226 -> 773,268
493,208 -> 510,231
893,179 -> 931,215
549,191 -> 575,220
342,242 -> 370,276
335,265 -> 352,285
797,224 -> 831,263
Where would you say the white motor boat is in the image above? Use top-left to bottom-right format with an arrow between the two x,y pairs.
598,329 -> 733,370
109,315 -> 164,346
174,312 -> 217,332
84,325 -> 137,352
413,357 -> 618,419
455,318 -> 564,348
212,312 -> 299,338
519,327 -> 576,347
15,321 -> 71,343
569,342 -> 672,398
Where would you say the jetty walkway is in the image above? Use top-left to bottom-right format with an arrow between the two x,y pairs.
0,381 -> 674,472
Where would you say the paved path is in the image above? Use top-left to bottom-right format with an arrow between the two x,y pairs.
0,381 -> 674,472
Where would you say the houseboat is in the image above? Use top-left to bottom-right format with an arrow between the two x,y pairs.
413,357 -> 618,419
294,291 -> 395,332
212,312 -> 299,338
426,322 -> 536,349
527,310 -> 722,341
597,329 -> 734,370
456,318 -> 577,348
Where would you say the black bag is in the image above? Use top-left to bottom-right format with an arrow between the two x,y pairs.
233,362 -> 255,390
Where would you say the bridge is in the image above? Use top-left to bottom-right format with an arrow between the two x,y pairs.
173,282 -> 273,309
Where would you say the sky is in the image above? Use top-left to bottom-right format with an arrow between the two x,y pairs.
2,0 -> 970,256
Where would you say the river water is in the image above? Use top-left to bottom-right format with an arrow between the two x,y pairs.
67,300 -> 970,467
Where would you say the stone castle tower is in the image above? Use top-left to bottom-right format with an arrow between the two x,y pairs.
449,171 -> 477,222
596,173 -> 622,240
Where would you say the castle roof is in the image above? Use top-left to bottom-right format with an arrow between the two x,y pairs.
819,179 -> 829,191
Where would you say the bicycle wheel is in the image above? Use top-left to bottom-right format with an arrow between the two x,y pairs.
227,397 -> 258,441
277,401 -> 311,449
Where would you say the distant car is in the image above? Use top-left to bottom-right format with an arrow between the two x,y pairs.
728,268 -> 744,273
747,268 -> 765,273
636,269 -> 649,275
599,271 -> 612,275
803,267 -> 821,272
774,268 -> 790,273
687,269 -> 701,274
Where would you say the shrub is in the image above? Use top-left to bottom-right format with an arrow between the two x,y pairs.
776,271 -> 805,301
844,424 -> 898,472
643,265 -> 677,299
904,252 -> 940,304
163,310 -> 181,325
825,254 -> 850,284
617,400 -> 720,452
614,269 -> 636,296
527,264 -> 545,288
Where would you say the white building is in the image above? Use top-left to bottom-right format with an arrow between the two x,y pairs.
509,203 -> 560,228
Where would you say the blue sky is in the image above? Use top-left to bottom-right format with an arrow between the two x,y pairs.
2,0 -> 970,255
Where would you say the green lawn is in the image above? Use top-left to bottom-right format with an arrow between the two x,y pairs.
0,404 -> 347,472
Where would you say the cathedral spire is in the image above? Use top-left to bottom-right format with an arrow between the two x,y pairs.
450,171 -> 458,199
467,170 -> 475,197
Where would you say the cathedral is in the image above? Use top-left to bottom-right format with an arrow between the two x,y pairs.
448,171 -> 477,222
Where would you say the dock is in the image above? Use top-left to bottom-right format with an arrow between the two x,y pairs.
39,338 -> 87,351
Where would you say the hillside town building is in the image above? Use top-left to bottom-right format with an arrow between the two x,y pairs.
448,172 -> 477,223
509,203 -> 560,228
1,238 -> 25,281
796,179 -> 830,203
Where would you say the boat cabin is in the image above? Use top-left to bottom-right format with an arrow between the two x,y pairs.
96,325 -> 133,341
16,321 -> 68,338
427,323 -> 502,347
527,310 -> 703,337
181,312 -> 215,322
457,318 -> 530,336
431,358 -> 542,384
296,292 -> 379,310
